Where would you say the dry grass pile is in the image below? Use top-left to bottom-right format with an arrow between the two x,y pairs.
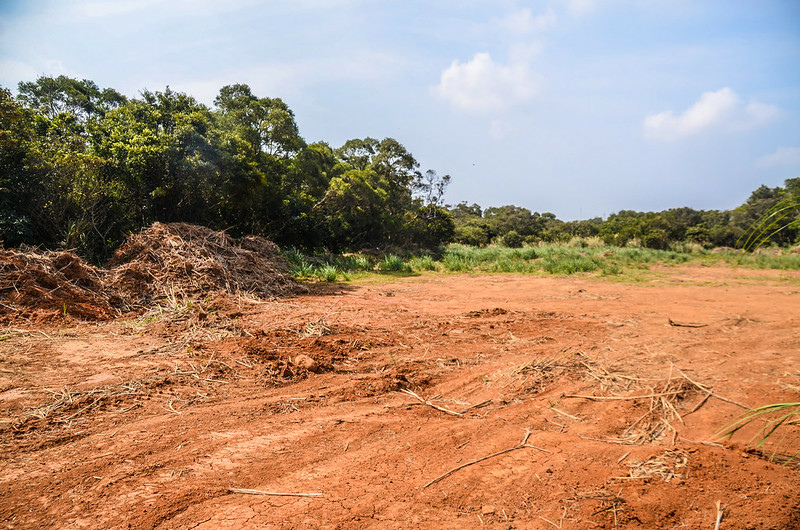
0,249 -> 125,321
0,223 -> 303,321
615,449 -> 689,482
107,222 -> 304,306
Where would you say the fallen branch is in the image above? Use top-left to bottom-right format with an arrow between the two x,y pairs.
458,399 -> 493,414
229,488 -> 322,497
401,389 -> 463,417
551,407 -> 581,421
565,390 -> 685,401
687,392 -> 713,415
669,318 -> 708,328
423,430 -> 551,489
673,365 -> 751,410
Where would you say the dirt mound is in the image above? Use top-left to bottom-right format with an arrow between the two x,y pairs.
107,222 -> 304,306
0,249 -> 123,322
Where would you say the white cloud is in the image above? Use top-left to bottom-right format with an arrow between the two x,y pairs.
643,87 -> 780,141
433,52 -> 537,113
754,146 -> 800,169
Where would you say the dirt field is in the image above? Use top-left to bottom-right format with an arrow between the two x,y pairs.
1,266 -> 799,529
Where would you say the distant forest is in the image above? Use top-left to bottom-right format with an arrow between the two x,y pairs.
1,76 -> 798,262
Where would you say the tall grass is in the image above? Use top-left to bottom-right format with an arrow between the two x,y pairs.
410,255 -> 437,271
284,242 -> 799,282
334,253 -> 373,272
378,254 -> 411,273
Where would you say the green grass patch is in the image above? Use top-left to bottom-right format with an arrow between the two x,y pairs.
378,254 -> 411,273
317,264 -> 340,282
283,243 -> 800,282
410,254 -> 437,272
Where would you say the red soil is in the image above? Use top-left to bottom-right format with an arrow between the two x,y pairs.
1,266 -> 798,528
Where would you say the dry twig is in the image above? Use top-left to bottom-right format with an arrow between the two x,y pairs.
423,430 -> 551,488
401,389 -> 463,417
714,500 -> 724,530
565,390 -> 685,401
668,318 -> 708,328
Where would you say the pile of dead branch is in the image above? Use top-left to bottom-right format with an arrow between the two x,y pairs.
0,249 -> 125,321
0,223 -> 304,321
107,223 -> 304,306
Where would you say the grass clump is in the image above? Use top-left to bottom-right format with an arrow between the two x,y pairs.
378,254 -> 411,273
410,255 -> 437,271
317,264 -> 340,282
335,253 -> 373,272
540,254 -> 600,275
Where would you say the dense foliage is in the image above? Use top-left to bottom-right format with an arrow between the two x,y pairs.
1,76 -> 797,262
449,180 -> 800,250
0,77 -> 453,261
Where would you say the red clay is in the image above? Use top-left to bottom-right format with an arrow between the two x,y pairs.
1,266 -> 799,528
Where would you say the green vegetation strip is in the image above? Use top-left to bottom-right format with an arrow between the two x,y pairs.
283,241 -> 800,282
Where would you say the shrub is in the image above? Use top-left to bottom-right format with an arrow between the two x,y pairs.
502,230 -> 524,248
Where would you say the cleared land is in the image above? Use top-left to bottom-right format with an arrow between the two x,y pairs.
1,264 -> 799,528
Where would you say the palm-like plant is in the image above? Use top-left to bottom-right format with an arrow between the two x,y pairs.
722,188 -> 800,466
718,402 -> 800,467
738,194 -> 800,251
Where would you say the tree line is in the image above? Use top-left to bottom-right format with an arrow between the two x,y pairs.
0,76 -> 454,262
449,179 -> 799,250
1,76 -> 797,262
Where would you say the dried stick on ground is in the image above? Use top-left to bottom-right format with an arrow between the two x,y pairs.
565,390 -> 685,401
229,488 -> 322,497
423,430 -> 551,489
668,318 -> 708,328
672,364 -> 751,411
401,389 -> 463,417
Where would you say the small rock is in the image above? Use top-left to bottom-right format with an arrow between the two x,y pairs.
293,354 -> 319,373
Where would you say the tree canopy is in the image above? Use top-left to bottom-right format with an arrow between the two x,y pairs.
1,76 -> 797,260
0,77 -> 454,261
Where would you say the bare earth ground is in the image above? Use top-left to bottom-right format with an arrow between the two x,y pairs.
1,266 -> 799,529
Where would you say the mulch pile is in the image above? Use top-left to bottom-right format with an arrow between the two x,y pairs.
0,249 -> 123,321
107,222 -> 303,306
0,223 -> 304,322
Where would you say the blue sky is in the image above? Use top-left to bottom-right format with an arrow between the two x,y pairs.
1,0 -> 799,219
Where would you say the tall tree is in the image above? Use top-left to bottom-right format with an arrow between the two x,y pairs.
18,75 -> 125,121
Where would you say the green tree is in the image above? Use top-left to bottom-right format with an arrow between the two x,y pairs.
213,84 -> 307,236
0,87 -> 32,245
315,137 -> 424,249
89,88 -> 221,231
18,75 -> 125,121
